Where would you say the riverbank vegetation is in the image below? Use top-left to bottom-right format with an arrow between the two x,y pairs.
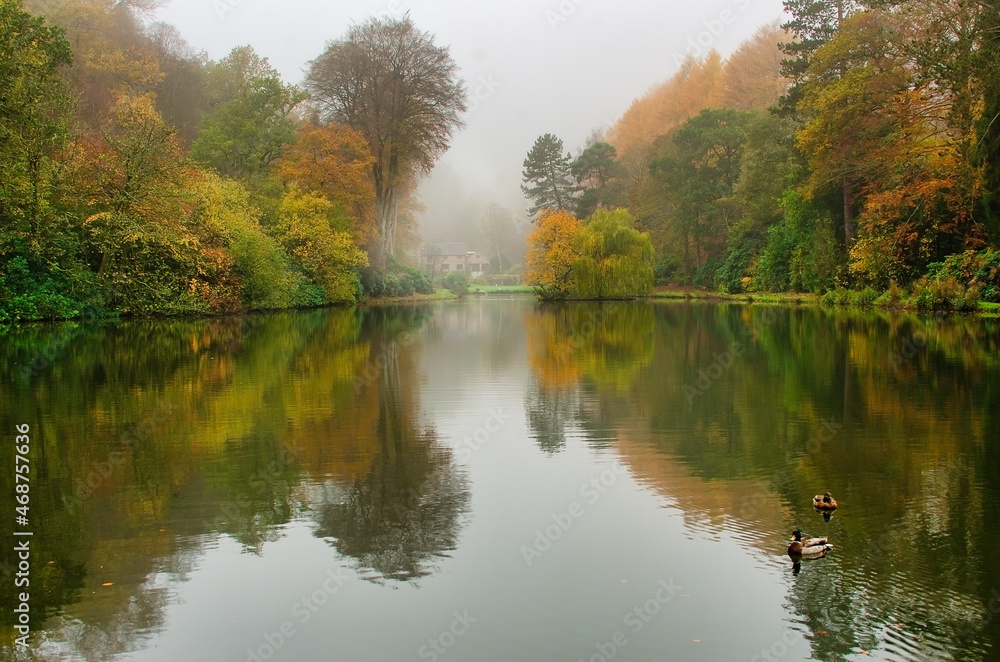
0,1 -> 463,325
520,2 -> 1000,308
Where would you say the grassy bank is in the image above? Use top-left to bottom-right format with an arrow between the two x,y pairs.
651,286 -> 999,315
468,285 -> 535,294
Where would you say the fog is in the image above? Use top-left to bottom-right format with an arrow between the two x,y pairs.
155,0 -> 787,248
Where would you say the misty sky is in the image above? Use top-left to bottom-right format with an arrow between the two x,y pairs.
155,0 -> 787,240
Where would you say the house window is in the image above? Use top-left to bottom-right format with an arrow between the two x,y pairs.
455,264 -> 463,271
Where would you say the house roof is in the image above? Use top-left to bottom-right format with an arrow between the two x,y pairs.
421,242 -> 466,257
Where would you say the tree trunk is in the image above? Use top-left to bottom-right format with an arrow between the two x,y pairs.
375,185 -> 399,269
842,176 -> 854,247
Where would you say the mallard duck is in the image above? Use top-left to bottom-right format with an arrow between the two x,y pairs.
788,529 -> 833,557
812,492 -> 838,510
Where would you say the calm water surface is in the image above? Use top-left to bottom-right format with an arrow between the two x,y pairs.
2,298 -> 999,661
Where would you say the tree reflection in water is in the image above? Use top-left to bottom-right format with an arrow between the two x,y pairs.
313,308 -> 470,582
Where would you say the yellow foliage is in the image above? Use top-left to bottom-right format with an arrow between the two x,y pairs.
277,186 -> 369,302
523,209 -> 583,291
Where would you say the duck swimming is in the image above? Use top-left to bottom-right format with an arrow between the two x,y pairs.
812,492 -> 838,510
788,529 -> 833,557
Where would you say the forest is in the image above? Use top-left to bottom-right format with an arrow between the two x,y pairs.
6,0 -> 1000,321
0,0 -> 464,324
521,2 -> 1000,307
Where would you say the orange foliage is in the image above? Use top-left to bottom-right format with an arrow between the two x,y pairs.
523,210 -> 583,290
607,52 -> 725,159
275,123 -> 377,244
606,25 -> 789,176
722,22 -> 791,111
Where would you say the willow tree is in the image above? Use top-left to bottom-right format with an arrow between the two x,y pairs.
572,208 -> 654,299
305,17 -> 466,267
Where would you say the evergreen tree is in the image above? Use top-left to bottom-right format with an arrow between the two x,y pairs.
571,141 -> 626,218
521,133 -> 579,219
777,0 -> 861,114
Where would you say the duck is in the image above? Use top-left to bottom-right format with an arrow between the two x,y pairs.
787,529 -> 833,557
812,492 -> 838,510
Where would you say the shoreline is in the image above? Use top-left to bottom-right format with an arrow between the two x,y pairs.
4,287 -> 998,330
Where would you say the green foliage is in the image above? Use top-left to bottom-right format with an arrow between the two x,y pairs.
912,276 -> 975,312
654,254 -> 681,286
0,257 -> 85,324
571,209 -> 654,299
191,46 -> 304,179
0,0 -> 72,232
645,108 -> 755,281
522,133 -> 579,217
360,261 -> 434,298
440,271 -> 469,296
571,141 -> 627,218
751,190 -> 838,293
926,249 -> 1000,303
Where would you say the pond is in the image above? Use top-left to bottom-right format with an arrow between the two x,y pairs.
2,298 -> 999,661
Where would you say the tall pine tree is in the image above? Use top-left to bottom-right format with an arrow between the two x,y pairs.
521,133 -> 579,219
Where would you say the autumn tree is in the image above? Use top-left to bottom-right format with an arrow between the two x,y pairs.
572,208 -> 654,299
797,9 -> 985,284
24,0 -> 164,129
275,187 -> 369,303
190,171 -> 303,310
606,52 -> 725,161
145,22 -> 207,146
68,92 -> 204,314
275,122 -> 376,245
722,22 -> 791,111
523,209 -> 583,297
522,133 -> 579,218
0,0 -> 72,238
192,46 -> 304,180
305,16 -> 467,267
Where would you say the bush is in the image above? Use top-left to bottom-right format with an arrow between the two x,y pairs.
849,286 -> 879,308
359,261 -> 434,298
441,272 -> 469,295
654,254 -> 682,285
0,256 -> 90,323
912,275 -> 966,311
926,249 -> 1000,303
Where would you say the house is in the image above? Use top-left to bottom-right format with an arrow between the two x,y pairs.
420,243 -> 490,277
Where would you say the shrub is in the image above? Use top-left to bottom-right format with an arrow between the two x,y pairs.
849,286 -> 879,308
441,271 -> 469,295
654,254 -> 682,286
912,275 -> 966,311
926,249 -> 1000,303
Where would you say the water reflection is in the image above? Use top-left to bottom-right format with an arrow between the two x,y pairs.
1,301 -> 998,661
312,311 -> 470,581
0,305 -> 468,657
524,302 -> 655,454
523,301 -> 1000,661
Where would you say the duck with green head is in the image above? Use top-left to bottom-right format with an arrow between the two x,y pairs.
787,529 -> 833,558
